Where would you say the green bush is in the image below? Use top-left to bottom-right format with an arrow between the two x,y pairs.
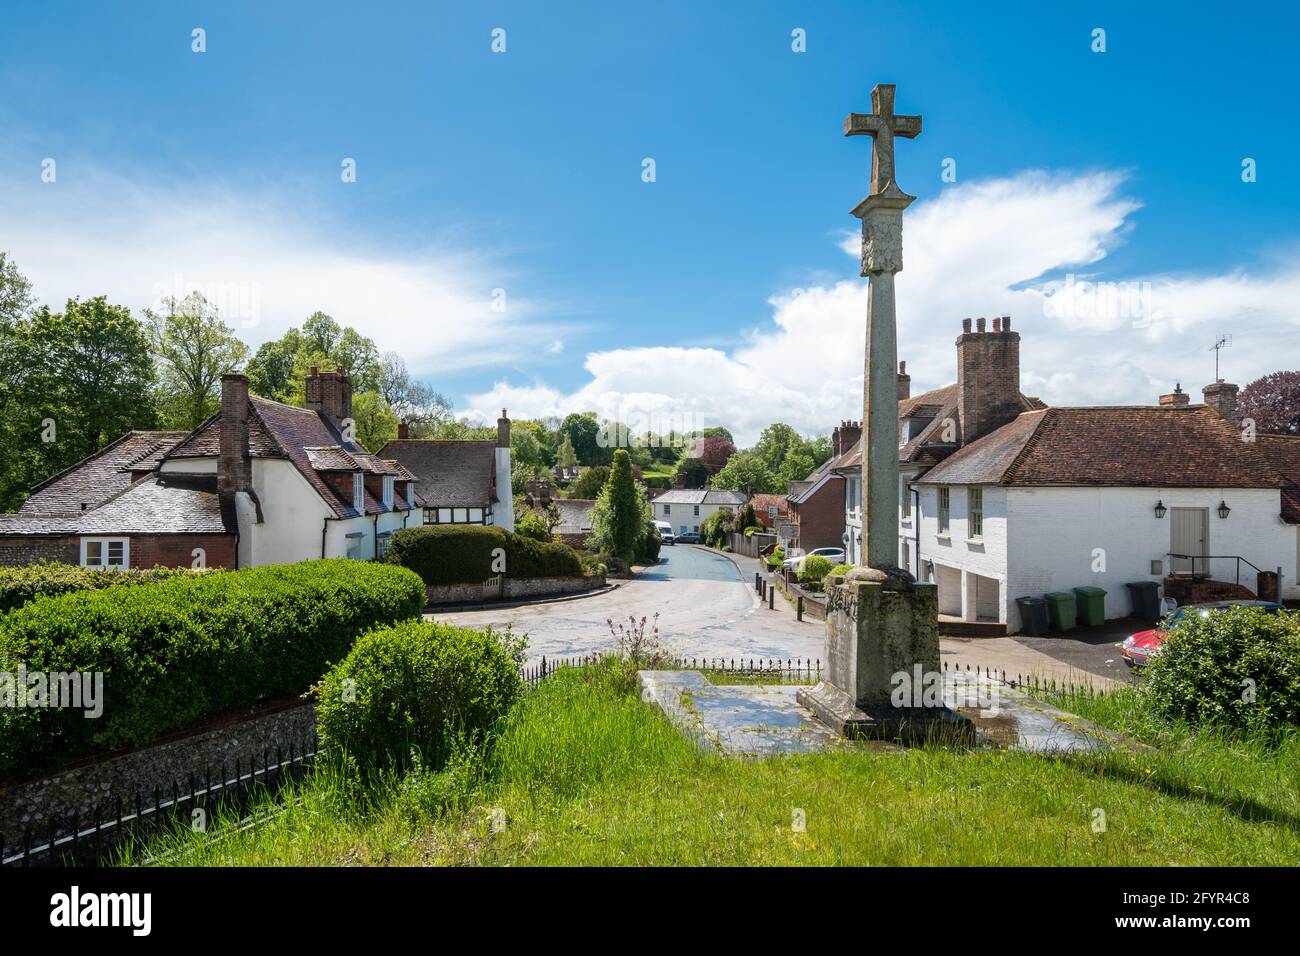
1139,607 -> 1300,734
0,560 -> 425,771
799,554 -> 834,583
514,510 -> 551,542
0,561 -> 209,615
636,518 -> 662,564
386,525 -> 583,585
314,619 -> 525,777
829,563 -> 853,577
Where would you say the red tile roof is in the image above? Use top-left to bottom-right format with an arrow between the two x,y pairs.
1256,434 -> 1300,523
19,431 -> 188,515
918,405 -> 1285,490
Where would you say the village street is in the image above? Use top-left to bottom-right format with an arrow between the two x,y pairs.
431,546 -> 1130,686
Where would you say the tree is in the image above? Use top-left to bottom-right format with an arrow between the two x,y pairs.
1,296 -> 157,510
676,456 -> 710,489
587,449 -> 644,564
696,436 -> 736,473
711,451 -> 781,495
510,421 -> 549,478
1237,371 -> 1300,435
754,423 -> 800,474
351,390 -> 400,451
560,412 -> 602,465
556,432 -> 578,469
779,451 -> 816,484
246,331 -> 302,403
301,310 -> 342,356
0,251 -> 33,330
701,426 -> 734,443
146,292 -> 249,429
569,465 -> 611,500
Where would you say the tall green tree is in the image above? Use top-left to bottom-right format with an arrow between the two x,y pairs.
350,390 -> 401,451
587,449 -> 643,563
711,451 -> 781,495
560,412 -> 602,465
146,292 -> 249,430
556,432 -> 578,469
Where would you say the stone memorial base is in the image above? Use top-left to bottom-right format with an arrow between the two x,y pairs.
796,567 -> 975,746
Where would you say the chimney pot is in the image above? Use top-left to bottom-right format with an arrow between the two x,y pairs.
976,317 -> 986,332
962,318 -> 972,333
992,317 -> 1001,332
899,360 -> 906,374
398,422 -> 410,440
1003,315 -> 1011,330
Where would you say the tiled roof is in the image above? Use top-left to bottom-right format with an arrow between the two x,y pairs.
651,488 -> 748,506
1255,434 -> 1300,523
750,493 -> 788,515
164,411 -> 283,459
896,383 -> 1043,464
378,440 -> 497,508
918,405 -> 1285,489
0,474 -> 234,535
551,498 -> 595,536
19,431 -> 188,515
77,474 -> 236,534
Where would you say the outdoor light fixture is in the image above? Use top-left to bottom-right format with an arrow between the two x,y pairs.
1154,500 -> 1167,519
1218,500 -> 1231,519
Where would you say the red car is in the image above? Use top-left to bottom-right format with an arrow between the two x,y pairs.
1121,600 -> 1284,666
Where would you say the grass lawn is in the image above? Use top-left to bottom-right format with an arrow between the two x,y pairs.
120,663 -> 1300,866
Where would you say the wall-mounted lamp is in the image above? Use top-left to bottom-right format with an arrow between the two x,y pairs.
1217,500 -> 1231,519
1154,500 -> 1167,519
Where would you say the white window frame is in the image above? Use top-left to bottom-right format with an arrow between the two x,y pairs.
968,487 -> 983,540
901,476 -> 912,520
352,472 -> 365,511
938,487 -> 951,535
664,504 -> 671,515
81,537 -> 130,569
382,475 -> 395,509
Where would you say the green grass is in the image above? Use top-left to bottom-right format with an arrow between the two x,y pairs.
121,663 -> 1300,866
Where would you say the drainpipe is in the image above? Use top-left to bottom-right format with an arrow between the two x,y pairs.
321,517 -> 329,558
373,514 -> 379,560
912,485 -> 921,579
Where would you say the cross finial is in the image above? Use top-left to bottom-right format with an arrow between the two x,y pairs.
845,83 -> 922,197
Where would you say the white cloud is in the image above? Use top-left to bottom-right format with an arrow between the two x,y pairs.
470,170 -> 1300,444
0,163 -> 564,373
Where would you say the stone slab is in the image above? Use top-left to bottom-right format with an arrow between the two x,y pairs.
796,680 -> 975,746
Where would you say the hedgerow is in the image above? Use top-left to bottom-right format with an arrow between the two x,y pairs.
0,560 -> 425,771
0,561 -> 208,615
385,525 -> 584,586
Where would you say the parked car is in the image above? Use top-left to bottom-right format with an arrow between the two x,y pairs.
783,546 -> 845,572
1121,599 -> 1284,666
654,521 -> 675,545
677,531 -> 701,544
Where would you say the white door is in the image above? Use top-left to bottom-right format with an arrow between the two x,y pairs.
1170,507 -> 1207,574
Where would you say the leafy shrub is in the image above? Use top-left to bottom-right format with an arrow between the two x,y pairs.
578,553 -> 608,577
0,560 -> 425,771
1139,607 -> 1300,734
829,563 -> 853,577
636,518 -> 662,564
315,619 -> 525,777
0,561 -> 210,615
514,510 -> 551,542
799,554 -> 834,583
386,524 -> 583,585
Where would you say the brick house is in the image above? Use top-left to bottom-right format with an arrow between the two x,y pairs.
0,368 -> 423,569
781,420 -> 860,553
749,493 -> 788,529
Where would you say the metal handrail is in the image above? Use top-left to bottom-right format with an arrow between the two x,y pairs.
1166,553 -> 1265,586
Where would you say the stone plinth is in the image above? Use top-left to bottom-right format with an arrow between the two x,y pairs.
797,572 -> 974,745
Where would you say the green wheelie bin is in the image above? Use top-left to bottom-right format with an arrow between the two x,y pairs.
1043,591 -> 1077,632
1072,586 -> 1107,627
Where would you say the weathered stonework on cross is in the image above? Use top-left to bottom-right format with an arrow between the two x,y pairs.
845,83 -> 920,570
797,83 -> 973,745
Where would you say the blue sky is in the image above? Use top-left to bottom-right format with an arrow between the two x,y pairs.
2,1 -> 1297,443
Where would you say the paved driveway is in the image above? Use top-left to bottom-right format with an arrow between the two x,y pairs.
430,545 -> 826,666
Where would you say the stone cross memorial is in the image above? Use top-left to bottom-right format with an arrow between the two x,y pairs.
798,83 -> 973,744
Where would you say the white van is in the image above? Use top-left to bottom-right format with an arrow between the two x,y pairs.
654,520 -> 676,545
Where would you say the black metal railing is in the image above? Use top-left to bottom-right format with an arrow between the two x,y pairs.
1166,553 -> 1264,586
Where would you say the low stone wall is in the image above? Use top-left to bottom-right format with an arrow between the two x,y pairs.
425,574 -> 604,606
0,701 -> 316,848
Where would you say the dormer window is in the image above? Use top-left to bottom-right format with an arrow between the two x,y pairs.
352,472 -> 364,511
382,476 -> 394,509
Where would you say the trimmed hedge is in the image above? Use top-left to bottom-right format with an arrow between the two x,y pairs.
0,561 -> 208,615
0,560 -> 425,771
386,525 -> 584,586
315,619 -> 525,776
1140,606 -> 1300,734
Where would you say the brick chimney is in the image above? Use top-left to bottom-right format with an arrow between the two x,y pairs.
497,409 -> 511,448
1202,380 -> 1239,422
305,366 -> 353,424
397,422 -> 410,440
1159,383 -> 1190,407
832,419 -> 863,457
218,374 -> 252,501
956,315 -> 1021,444
897,360 -> 911,401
